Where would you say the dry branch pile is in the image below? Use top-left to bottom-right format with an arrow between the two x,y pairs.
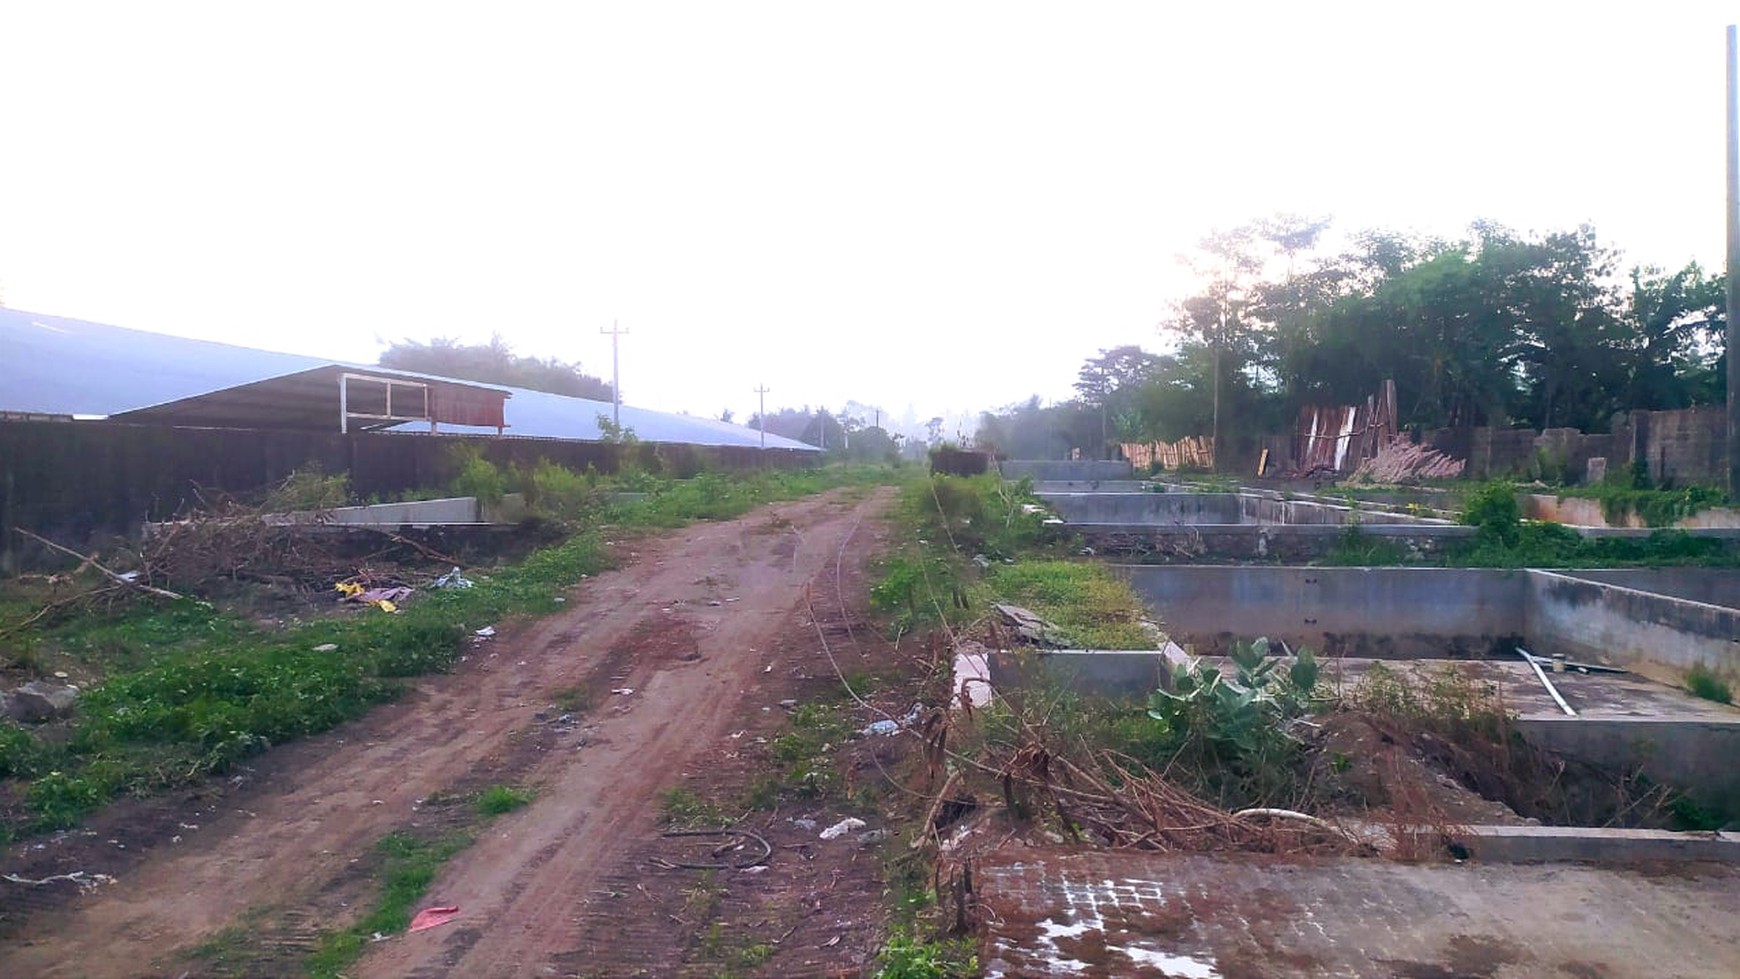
1349,440 -> 1465,483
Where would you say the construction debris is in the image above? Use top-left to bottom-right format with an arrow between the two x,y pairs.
992,604 -> 1066,647
1348,440 -> 1466,484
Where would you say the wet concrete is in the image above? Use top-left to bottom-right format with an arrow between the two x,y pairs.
979,848 -> 1740,978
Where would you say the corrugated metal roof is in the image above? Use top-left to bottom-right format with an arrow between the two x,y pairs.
0,308 -> 818,451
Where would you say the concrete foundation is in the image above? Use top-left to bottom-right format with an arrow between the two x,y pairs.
999,460 -> 1133,482
1119,564 -> 1740,676
1118,566 -> 1528,658
979,849 -> 1740,977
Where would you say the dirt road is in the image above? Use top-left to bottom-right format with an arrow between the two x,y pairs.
1,486 -> 897,978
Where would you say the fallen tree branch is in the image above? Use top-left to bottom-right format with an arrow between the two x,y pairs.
14,528 -> 186,601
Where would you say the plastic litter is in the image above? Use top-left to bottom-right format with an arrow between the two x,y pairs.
313,643 -> 339,652
861,720 -> 899,737
407,905 -> 460,932
819,817 -> 865,840
612,688 -> 634,696
432,567 -> 474,590
474,626 -> 496,638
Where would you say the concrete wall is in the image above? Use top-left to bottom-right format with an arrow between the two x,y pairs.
1038,492 -> 1242,524
1423,407 -> 1727,487
263,497 -> 482,526
1077,524 -> 1475,563
1117,566 -> 1527,658
1516,716 -> 1740,809
1552,569 -> 1740,610
999,460 -> 1133,482
1030,480 -> 1153,494
1239,496 -> 1447,526
987,649 -> 1176,701
1524,571 -> 1740,673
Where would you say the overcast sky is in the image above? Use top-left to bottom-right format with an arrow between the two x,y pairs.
2,2 -> 1735,428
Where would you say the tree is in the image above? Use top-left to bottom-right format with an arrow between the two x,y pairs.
380,334 -> 615,401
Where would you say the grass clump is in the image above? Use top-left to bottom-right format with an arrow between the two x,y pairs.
1685,664 -> 1734,705
660,786 -> 732,828
476,784 -> 535,815
876,926 -> 979,979
306,830 -> 474,978
983,561 -> 1155,649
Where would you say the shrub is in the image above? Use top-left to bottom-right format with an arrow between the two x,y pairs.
448,444 -> 507,504
1460,482 -> 1520,546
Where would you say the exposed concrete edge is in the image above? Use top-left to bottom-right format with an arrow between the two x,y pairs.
1527,569 -> 1740,620
1451,824 -> 1740,865
1071,522 -> 1477,537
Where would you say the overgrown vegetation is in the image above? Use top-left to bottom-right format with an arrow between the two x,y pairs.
1556,480 -> 1728,528
0,463 -> 890,840
982,561 -> 1156,649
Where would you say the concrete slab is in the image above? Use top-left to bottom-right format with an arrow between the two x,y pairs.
979,848 -> 1740,978
263,496 -> 483,527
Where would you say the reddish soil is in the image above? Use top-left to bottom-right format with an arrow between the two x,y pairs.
0,486 -> 906,978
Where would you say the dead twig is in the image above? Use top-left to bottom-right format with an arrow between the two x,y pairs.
15,528 -> 186,601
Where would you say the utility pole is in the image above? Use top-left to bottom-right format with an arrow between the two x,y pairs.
600,320 -> 627,430
1727,24 -> 1739,499
754,384 -> 770,450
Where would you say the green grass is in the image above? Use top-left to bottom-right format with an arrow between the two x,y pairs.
983,560 -> 1156,649
305,830 -> 475,978
660,786 -> 733,828
0,465 -> 896,839
1685,664 -> 1735,705
476,784 -> 534,815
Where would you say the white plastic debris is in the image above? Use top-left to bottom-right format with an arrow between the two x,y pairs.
313,643 -> 339,652
432,567 -> 474,590
819,817 -> 866,840
861,720 -> 899,737
612,688 -> 634,696
473,626 -> 496,638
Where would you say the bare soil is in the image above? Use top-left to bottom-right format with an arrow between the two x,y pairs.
0,486 -> 906,978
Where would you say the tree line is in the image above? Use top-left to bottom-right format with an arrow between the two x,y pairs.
977,217 -> 1728,460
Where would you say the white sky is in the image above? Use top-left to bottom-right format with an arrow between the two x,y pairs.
2,2 -> 1736,428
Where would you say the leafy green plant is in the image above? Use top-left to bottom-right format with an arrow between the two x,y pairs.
876,927 -> 979,979
1141,639 -> 1318,804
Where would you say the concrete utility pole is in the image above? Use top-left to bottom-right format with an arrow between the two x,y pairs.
601,320 -> 628,430
1727,25 -> 1739,499
754,384 -> 770,450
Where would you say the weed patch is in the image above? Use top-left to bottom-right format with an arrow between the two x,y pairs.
306,830 -> 475,978
476,784 -> 534,815
983,561 -> 1155,649
1685,664 -> 1734,705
